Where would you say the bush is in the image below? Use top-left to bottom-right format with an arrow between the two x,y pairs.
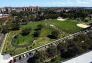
46,45 -> 57,57
35,24 -> 43,31
32,31 -> 40,37
47,30 -> 59,39
21,28 -> 31,36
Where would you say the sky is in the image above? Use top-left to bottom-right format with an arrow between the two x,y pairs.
0,0 -> 92,7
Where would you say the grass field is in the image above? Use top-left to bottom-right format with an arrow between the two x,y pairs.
2,19 -> 82,56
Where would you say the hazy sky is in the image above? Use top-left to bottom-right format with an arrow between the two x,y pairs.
0,0 -> 92,7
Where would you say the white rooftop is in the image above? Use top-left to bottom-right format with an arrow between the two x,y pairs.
0,53 -> 13,63
57,17 -> 66,21
62,51 -> 92,63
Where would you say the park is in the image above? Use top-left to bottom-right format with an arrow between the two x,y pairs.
1,19 -> 83,56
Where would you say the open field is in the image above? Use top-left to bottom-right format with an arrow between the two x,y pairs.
2,19 -> 82,56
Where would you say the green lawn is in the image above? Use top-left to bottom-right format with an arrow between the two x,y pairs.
2,19 -> 82,56
22,19 -> 82,33
45,19 -> 82,33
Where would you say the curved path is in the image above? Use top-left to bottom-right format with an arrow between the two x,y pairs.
0,33 -> 8,53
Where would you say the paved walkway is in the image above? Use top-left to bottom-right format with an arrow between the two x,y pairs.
0,34 -> 8,53
13,30 -> 84,58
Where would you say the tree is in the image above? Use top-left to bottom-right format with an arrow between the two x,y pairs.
57,42 -> 67,54
1,25 -> 9,34
11,21 -> 20,30
29,15 -> 35,21
27,56 -> 37,63
47,30 -> 59,39
35,24 -> 43,31
33,24 -> 43,37
32,31 -> 40,37
21,28 -> 31,36
46,44 -> 57,57
27,51 -> 45,63
59,39 -> 80,59
44,14 -> 59,19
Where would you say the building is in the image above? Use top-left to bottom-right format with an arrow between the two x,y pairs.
0,14 -> 9,18
0,6 -> 40,14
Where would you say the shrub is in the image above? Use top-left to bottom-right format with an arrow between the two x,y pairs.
21,28 -> 31,36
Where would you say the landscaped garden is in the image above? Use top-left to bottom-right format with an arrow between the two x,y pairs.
2,19 -> 82,56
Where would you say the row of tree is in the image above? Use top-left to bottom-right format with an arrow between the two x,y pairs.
26,30 -> 92,63
10,8 -> 92,23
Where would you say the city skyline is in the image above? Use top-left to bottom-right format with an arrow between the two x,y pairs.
0,0 -> 92,7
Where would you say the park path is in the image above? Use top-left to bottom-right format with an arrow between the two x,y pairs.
0,19 -> 8,53
13,30 -> 86,58
0,27 -> 91,63
0,33 -> 8,53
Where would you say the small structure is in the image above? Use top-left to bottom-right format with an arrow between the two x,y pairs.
50,24 -> 54,27
0,14 -> 9,18
0,54 -> 13,63
62,51 -> 92,63
57,17 -> 66,21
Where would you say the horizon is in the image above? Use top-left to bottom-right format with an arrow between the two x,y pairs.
0,0 -> 92,8
0,6 -> 92,8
